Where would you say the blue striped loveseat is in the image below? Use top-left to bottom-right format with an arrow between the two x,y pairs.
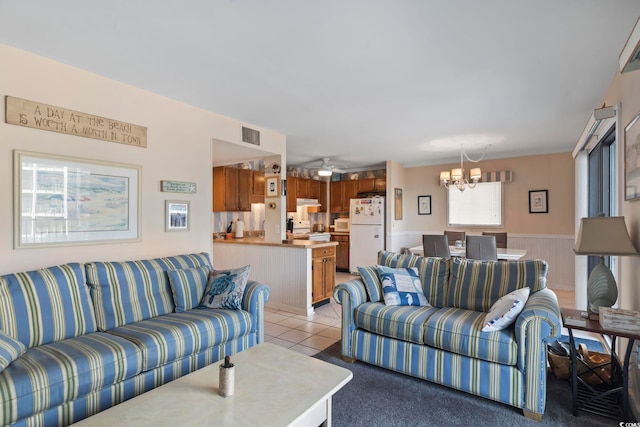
334,251 -> 561,421
0,252 -> 270,427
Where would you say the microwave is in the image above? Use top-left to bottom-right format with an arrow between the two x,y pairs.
334,218 -> 350,232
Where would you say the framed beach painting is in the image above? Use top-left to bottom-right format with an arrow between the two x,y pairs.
625,112 -> 640,201
14,150 -> 141,248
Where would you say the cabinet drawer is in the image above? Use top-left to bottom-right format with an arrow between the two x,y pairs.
312,246 -> 336,258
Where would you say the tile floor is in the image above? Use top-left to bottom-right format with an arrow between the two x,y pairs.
264,272 -> 355,356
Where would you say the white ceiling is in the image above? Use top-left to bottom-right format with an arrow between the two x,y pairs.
1,1 -> 639,171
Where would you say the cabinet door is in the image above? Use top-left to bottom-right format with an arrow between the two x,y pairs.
297,178 -> 309,198
318,181 -> 327,212
332,235 -> 349,270
323,257 -> 336,299
286,176 -> 297,213
251,171 -> 265,204
357,178 -> 375,193
330,181 -> 343,213
308,180 -> 320,199
311,257 -> 325,303
225,168 -> 239,211
237,169 -> 252,211
375,177 -> 386,191
343,180 -> 359,211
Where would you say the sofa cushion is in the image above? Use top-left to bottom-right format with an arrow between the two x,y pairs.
85,253 -> 212,331
482,287 -> 530,332
377,266 -> 430,306
355,302 -> 438,344
105,308 -> 252,371
424,307 -> 518,365
200,265 -> 250,310
0,332 -> 142,426
168,266 -> 211,312
0,263 -> 96,348
376,251 -> 450,307
447,257 -> 548,312
0,330 -> 26,373
358,266 -> 384,302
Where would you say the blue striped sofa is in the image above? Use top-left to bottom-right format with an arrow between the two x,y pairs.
0,253 -> 270,427
334,251 -> 561,420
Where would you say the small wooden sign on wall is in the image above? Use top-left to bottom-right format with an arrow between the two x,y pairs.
5,96 -> 147,147
161,180 -> 197,194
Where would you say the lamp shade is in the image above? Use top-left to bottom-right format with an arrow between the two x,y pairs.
439,171 -> 450,181
451,168 -> 463,180
574,216 -> 638,256
470,168 -> 481,180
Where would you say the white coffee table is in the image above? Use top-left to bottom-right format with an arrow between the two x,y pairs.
73,343 -> 352,427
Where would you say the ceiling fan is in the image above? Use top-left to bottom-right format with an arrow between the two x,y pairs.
304,158 -> 347,176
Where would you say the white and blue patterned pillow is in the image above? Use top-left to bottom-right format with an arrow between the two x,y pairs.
482,287 -> 530,332
167,266 -> 211,312
376,265 -> 430,307
0,330 -> 26,373
200,265 -> 251,310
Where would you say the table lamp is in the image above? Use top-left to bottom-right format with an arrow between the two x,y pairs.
574,215 -> 638,315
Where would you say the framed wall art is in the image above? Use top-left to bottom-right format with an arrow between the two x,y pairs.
265,176 -> 280,198
625,112 -> 640,201
528,189 -> 548,214
165,200 -> 190,232
418,195 -> 432,215
394,188 -> 403,220
14,150 -> 141,248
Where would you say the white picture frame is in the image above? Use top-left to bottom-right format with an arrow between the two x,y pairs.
165,200 -> 190,232
14,150 -> 141,248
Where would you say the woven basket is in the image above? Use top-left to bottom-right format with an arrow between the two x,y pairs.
547,343 -> 611,385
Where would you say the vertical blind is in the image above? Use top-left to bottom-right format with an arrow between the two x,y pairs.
447,181 -> 503,226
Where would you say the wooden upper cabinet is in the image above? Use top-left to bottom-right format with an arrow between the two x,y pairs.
251,171 -> 265,204
297,177 -> 309,198
213,166 -> 264,212
375,177 -> 386,191
317,181 -> 327,212
308,180 -> 320,199
330,181 -> 344,213
343,180 -> 358,209
237,169 -> 252,211
357,177 -> 386,193
286,176 -> 297,212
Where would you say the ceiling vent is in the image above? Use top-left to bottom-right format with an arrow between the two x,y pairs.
620,17 -> 640,73
241,126 -> 260,146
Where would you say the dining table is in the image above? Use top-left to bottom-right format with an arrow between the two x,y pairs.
408,245 -> 527,260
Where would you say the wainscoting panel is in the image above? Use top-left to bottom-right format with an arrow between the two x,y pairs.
212,243 -> 313,315
387,232 -> 575,290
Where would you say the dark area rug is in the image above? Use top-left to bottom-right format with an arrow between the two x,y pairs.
314,342 -> 620,427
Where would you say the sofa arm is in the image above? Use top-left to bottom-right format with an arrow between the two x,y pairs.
514,287 -> 561,414
242,280 -> 271,344
333,279 -> 368,358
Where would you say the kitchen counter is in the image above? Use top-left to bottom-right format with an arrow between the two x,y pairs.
213,237 -> 337,249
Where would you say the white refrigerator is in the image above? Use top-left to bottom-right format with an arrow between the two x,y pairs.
349,197 -> 385,274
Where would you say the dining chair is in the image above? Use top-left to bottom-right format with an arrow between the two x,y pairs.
482,231 -> 507,248
444,230 -> 465,246
422,234 -> 451,258
465,235 -> 498,261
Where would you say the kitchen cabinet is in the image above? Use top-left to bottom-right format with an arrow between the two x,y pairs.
286,176 -> 297,212
251,171 -> 265,204
330,180 -> 358,213
317,181 -> 327,213
297,178 -> 309,198
357,177 -> 386,193
331,233 -> 349,271
312,246 -> 336,304
213,166 -> 262,212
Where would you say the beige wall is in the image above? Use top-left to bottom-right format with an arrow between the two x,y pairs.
0,44 -> 285,274
403,152 -> 575,235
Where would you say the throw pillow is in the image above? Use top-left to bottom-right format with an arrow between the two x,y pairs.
482,287 -> 531,332
0,330 -> 26,373
377,265 -> 430,307
167,266 -> 211,312
200,265 -> 251,310
358,266 -> 383,302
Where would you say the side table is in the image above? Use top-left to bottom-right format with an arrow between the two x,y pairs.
560,308 -> 639,421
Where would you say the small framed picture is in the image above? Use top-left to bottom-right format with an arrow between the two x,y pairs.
528,190 -> 548,214
394,188 -> 403,220
266,176 -> 280,198
165,200 -> 190,231
418,195 -> 432,215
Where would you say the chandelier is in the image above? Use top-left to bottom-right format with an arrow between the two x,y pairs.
439,145 -> 488,192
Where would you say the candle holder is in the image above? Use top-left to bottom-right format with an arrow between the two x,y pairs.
219,356 -> 234,397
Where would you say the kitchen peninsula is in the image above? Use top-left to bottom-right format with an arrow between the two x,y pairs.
212,237 -> 338,316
